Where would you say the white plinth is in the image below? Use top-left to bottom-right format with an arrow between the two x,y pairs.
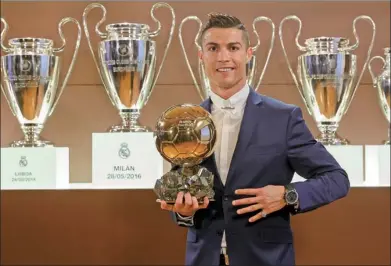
364,145 -> 390,187
292,145 -> 364,187
92,132 -> 163,189
1,147 -> 69,190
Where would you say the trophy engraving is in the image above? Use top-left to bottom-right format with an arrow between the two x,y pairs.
179,14 -> 275,100
279,15 -> 376,145
82,2 -> 176,132
1,17 -> 82,147
154,104 -> 217,203
368,47 -> 390,144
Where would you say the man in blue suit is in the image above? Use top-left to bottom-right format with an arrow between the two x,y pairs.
160,13 -> 350,266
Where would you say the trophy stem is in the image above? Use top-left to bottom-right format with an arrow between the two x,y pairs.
121,111 -> 139,127
10,124 -> 53,147
180,165 -> 194,177
109,111 -> 151,133
316,122 -> 349,146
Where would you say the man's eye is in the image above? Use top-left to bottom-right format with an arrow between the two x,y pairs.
231,46 -> 239,51
208,47 -> 216,51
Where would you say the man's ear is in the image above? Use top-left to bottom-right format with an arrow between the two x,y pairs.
198,49 -> 203,60
246,47 -> 253,63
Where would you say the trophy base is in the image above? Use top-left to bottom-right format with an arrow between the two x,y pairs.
316,133 -> 350,146
10,139 -> 54,148
154,165 -> 215,204
156,198 -> 216,205
108,124 -> 151,133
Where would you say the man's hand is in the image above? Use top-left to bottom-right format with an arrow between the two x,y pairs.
233,185 -> 286,222
160,191 -> 209,217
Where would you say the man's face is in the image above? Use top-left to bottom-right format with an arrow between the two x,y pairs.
199,27 -> 252,90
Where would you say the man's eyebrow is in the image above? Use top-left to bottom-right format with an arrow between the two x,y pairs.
205,42 -> 242,46
205,42 -> 218,46
228,42 -> 242,46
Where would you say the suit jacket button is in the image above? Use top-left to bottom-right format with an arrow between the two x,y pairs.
224,196 -> 228,201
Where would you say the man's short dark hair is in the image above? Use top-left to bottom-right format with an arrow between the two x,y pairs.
199,12 -> 250,48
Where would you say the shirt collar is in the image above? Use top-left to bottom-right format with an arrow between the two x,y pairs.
209,83 -> 250,111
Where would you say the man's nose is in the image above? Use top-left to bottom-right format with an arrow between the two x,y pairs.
217,48 -> 230,62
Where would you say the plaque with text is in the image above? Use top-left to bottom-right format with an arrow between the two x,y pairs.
1,147 -> 69,190
92,133 -> 163,188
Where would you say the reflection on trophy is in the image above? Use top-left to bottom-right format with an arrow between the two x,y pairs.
279,15 -> 376,145
154,104 -> 216,203
0,17 -> 81,147
82,2 -> 175,132
179,15 -> 275,100
369,47 -> 390,144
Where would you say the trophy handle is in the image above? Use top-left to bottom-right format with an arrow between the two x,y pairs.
0,75 -> 15,116
178,16 -> 204,100
368,56 -> 386,87
279,15 -> 309,107
82,3 -> 116,107
250,16 -> 275,92
0,18 -> 16,116
343,15 -> 376,114
1,18 -> 12,52
148,2 -> 176,92
49,17 -> 82,116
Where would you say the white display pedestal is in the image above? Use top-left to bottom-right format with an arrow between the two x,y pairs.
92,132 -> 163,189
292,145 -> 364,187
364,145 -> 390,186
1,147 -> 69,190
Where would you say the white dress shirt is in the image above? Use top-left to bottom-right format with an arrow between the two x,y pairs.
209,83 -> 250,251
175,84 -> 250,253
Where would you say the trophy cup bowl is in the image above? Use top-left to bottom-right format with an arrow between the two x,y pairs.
179,14 -> 275,100
153,104 -> 217,204
1,18 -> 81,147
279,15 -> 376,145
369,47 -> 390,144
83,2 -> 175,132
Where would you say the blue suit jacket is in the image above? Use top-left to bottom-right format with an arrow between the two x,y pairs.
172,88 -> 350,266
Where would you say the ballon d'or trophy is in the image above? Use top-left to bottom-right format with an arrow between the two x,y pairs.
1,17 -> 81,147
154,104 -> 217,203
279,15 -> 376,145
83,2 -> 175,132
179,14 -> 275,100
369,47 -> 390,144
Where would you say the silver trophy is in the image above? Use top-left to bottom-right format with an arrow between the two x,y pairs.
82,2 -> 175,132
179,15 -> 275,100
279,15 -> 376,145
368,47 -> 390,144
1,17 -> 81,147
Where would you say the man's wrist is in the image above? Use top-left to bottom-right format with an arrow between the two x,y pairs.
281,186 -> 286,202
175,212 -> 195,227
176,211 -> 194,219
284,184 -> 299,210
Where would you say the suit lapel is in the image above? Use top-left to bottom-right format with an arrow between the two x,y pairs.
199,89 -> 263,192
224,89 -> 263,191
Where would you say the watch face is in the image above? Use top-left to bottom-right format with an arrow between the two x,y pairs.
286,191 -> 298,204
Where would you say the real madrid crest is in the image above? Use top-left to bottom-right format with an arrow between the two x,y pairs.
19,156 -> 28,167
118,143 -> 131,159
